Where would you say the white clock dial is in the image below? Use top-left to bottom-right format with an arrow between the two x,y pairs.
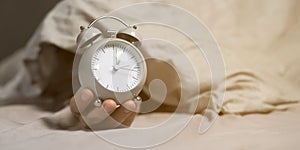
91,40 -> 144,93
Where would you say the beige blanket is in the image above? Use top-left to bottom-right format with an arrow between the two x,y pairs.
1,102 -> 300,149
1,0 -> 298,113
0,0 -> 300,149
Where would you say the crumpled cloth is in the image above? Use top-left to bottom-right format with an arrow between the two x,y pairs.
0,0 -> 300,127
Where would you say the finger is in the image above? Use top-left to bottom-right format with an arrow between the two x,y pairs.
83,99 -> 117,127
118,111 -> 136,127
93,100 -> 136,130
78,116 -> 89,129
111,100 -> 137,123
71,88 -> 94,115
70,96 -> 79,116
117,100 -> 138,127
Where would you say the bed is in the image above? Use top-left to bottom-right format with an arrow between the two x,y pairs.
1,103 -> 300,150
0,0 -> 300,149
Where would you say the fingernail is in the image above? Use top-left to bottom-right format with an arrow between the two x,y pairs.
80,90 -> 92,101
123,101 -> 135,113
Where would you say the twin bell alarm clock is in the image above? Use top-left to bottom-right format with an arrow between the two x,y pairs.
76,16 -> 147,107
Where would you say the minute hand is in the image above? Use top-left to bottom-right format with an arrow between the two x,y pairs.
118,67 -> 138,72
113,46 -> 117,67
117,60 -> 144,68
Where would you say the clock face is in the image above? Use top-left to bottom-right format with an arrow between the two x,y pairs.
91,40 -> 145,93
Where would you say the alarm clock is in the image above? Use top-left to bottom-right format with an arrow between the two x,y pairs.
76,16 -> 146,107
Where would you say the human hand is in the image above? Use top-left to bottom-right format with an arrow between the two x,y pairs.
70,88 -> 137,130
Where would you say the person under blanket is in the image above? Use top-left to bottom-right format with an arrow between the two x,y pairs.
0,0 -> 224,130
0,0 -> 217,130
0,43 -> 199,130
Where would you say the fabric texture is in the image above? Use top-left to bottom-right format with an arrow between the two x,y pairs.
0,0 -> 299,125
1,102 -> 300,150
26,0 -> 300,112
0,0 -> 300,149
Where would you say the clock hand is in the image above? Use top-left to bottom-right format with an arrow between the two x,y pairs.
115,64 -> 130,68
117,60 -> 144,68
118,67 -> 138,72
113,45 -> 117,67
116,46 -> 118,65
